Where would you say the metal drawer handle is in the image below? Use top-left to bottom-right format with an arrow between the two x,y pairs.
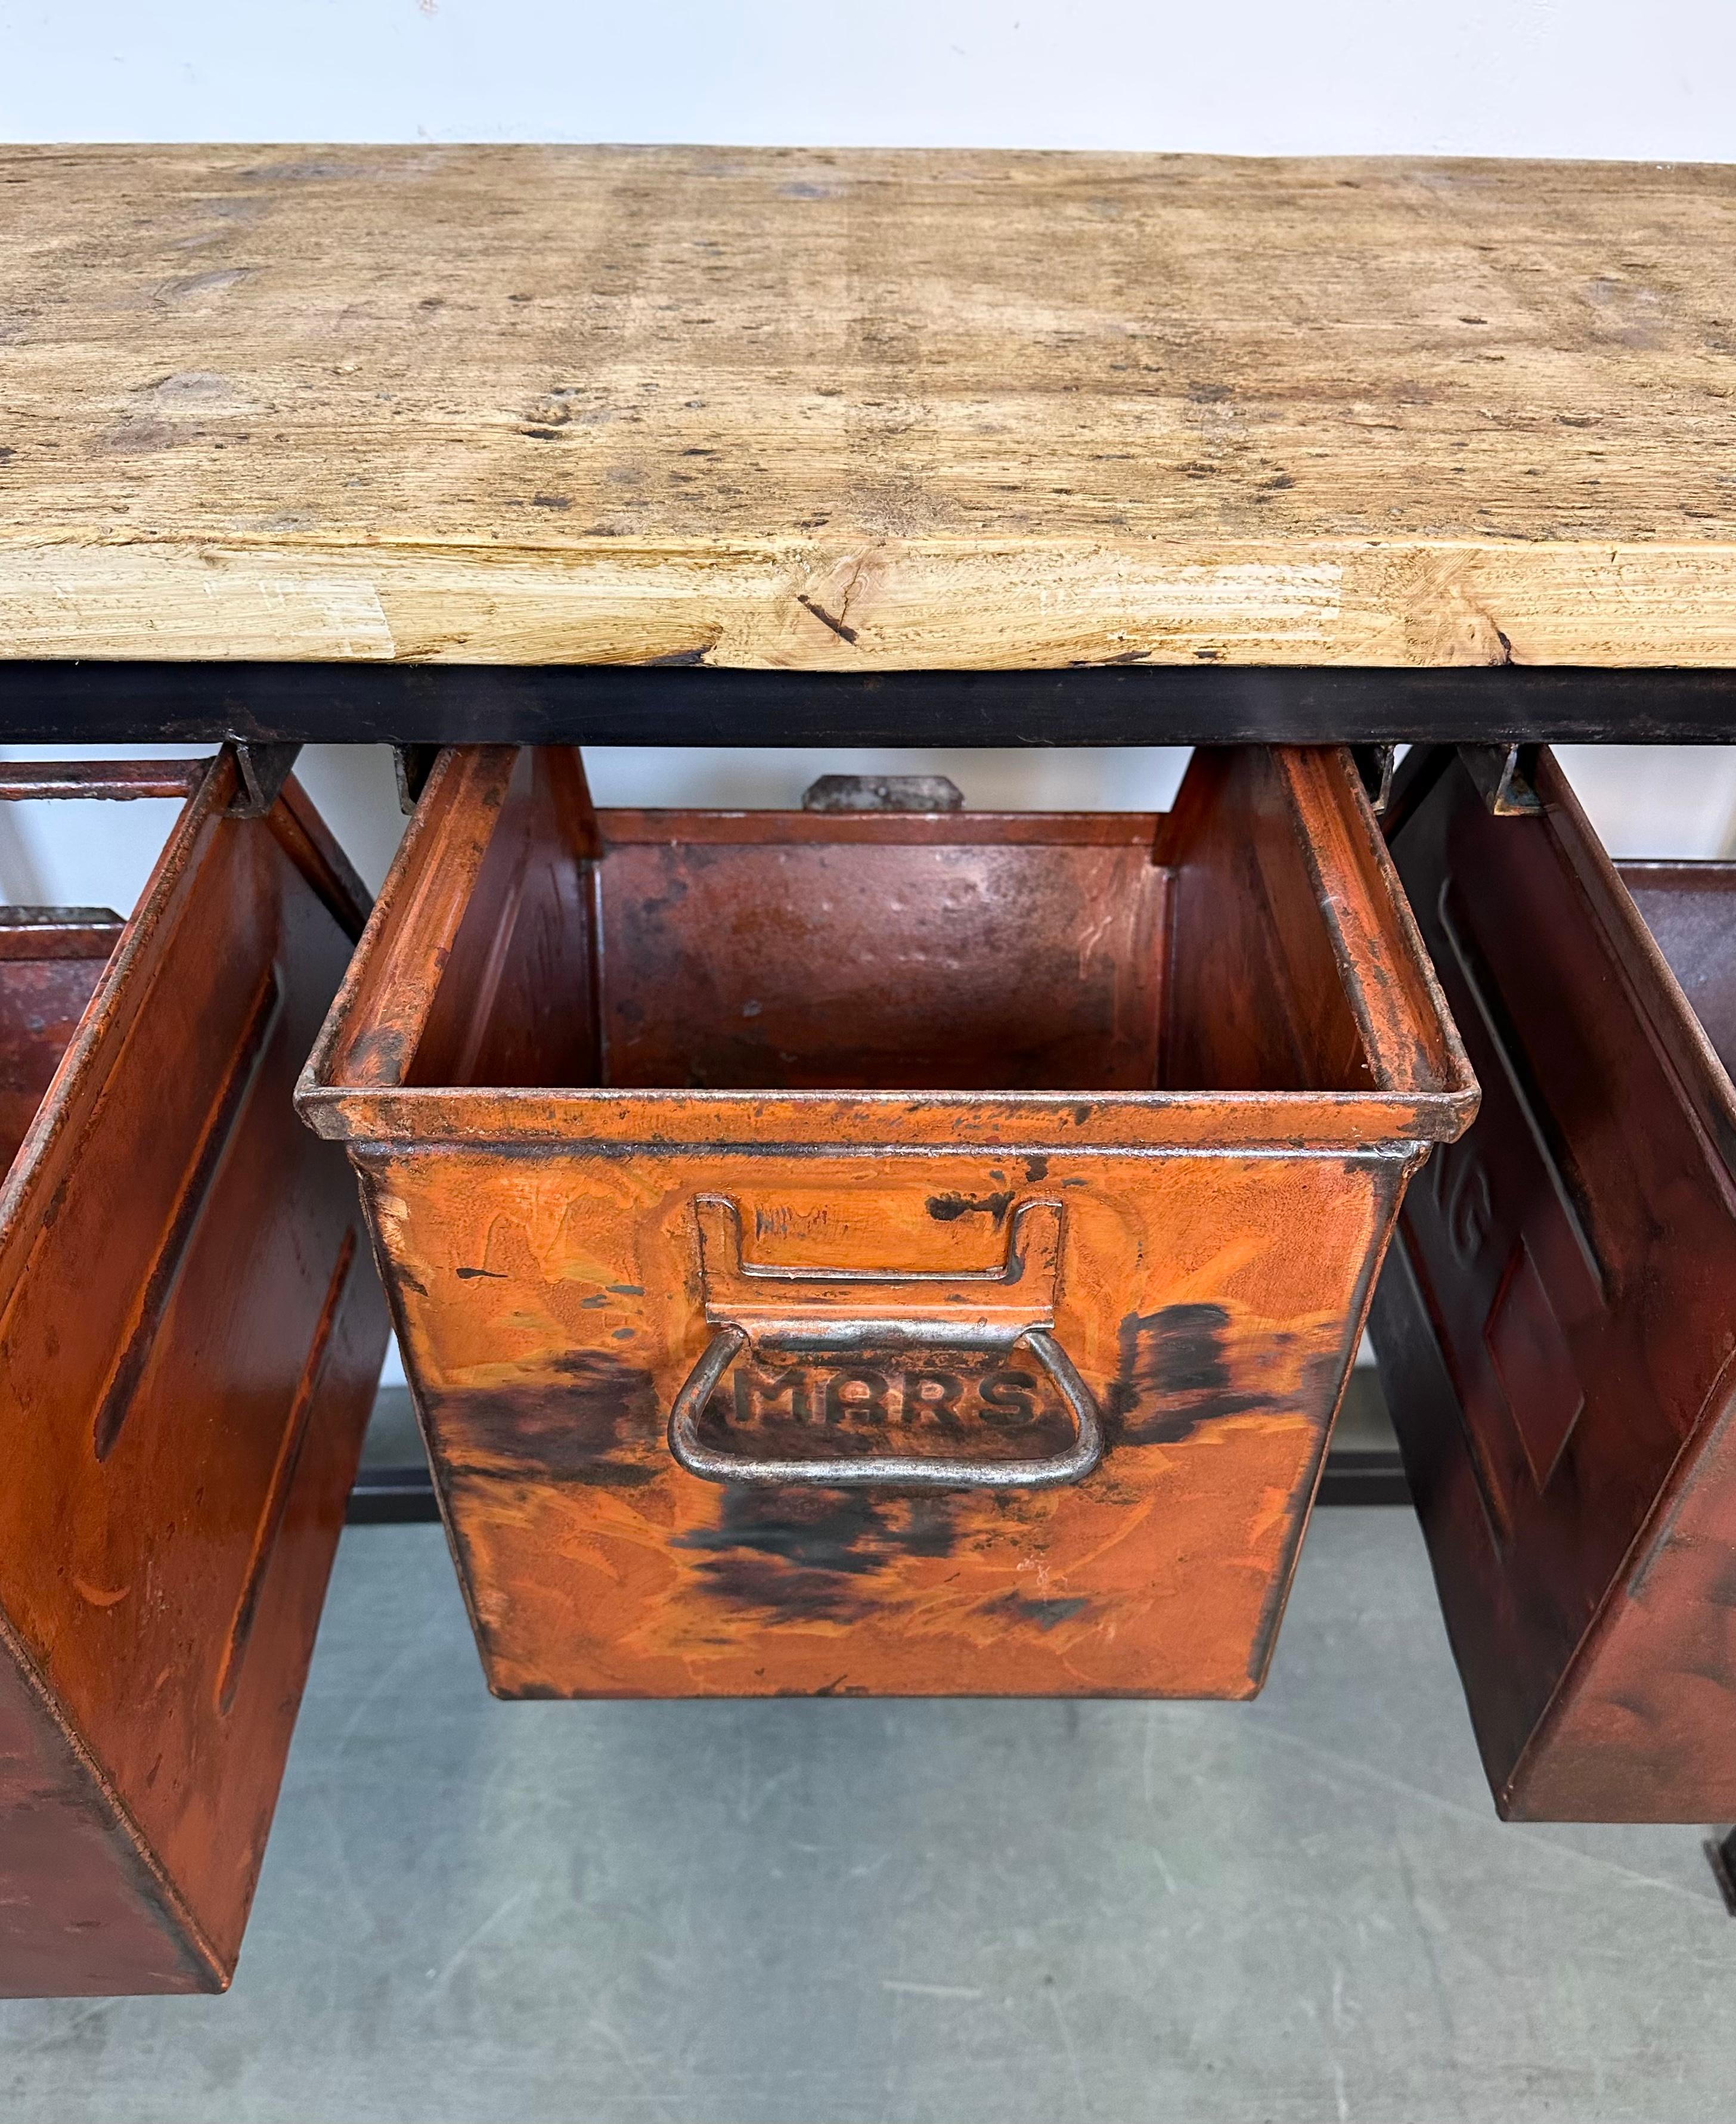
666,1323 -> 1103,1492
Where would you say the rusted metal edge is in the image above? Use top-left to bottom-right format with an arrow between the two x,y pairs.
0,759 -> 209,802
0,754 -> 229,1279
0,1602 -> 227,1990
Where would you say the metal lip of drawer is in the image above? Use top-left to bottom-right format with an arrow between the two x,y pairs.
297,740 -> 1477,1158
306,1086 -> 1473,1156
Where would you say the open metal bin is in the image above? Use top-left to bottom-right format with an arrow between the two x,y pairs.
1374,743 -> 1736,1821
0,753 -> 389,1993
300,743 -> 1473,1701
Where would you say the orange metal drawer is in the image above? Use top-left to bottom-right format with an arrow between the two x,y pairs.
1372,744 -> 1736,1820
299,743 -> 1474,1701
0,753 -> 390,1993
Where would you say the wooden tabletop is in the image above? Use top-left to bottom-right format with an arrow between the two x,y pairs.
3,145 -> 1734,671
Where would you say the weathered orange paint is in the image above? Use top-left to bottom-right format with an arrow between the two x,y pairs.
0,752 -> 390,1993
301,743 -> 1474,1699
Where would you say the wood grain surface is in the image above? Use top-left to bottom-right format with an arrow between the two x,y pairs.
4,147 -> 1734,670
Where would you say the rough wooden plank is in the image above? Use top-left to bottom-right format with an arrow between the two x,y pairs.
2,145 -> 1734,669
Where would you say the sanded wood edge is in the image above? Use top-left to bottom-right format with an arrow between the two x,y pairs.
8,538 -> 1736,669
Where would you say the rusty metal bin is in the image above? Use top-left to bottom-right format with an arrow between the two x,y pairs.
0,754 -> 390,1994
1372,744 -> 1736,1821
299,743 -> 1472,1701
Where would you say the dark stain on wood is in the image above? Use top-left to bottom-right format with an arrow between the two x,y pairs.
796,594 -> 858,645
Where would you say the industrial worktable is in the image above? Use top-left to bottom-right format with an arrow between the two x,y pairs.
4,143 -> 1736,1997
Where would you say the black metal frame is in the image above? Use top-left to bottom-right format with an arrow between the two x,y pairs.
5,662 -> 1736,747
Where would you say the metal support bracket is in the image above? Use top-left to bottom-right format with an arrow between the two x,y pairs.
227,742 -> 302,819
1459,743 -> 1543,816
802,773 -> 964,814
1350,744 -> 1396,815
393,744 -> 442,816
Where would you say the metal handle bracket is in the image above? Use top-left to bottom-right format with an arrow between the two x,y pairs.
665,1196 -> 1103,1491
667,1324 -> 1102,1492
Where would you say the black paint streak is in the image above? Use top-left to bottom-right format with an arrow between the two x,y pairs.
674,1487 -> 959,1622
988,1593 -> 1090,1632
1105,1304 -> 1279,1447
926,1189 -> 1015,1224
455,1264 -> 507,1280
427,1352 -> 662,1489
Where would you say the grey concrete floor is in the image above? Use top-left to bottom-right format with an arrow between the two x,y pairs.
2,1509 -> 1731,2124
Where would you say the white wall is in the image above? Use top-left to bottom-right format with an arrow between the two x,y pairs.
3,0 -> 1734,160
